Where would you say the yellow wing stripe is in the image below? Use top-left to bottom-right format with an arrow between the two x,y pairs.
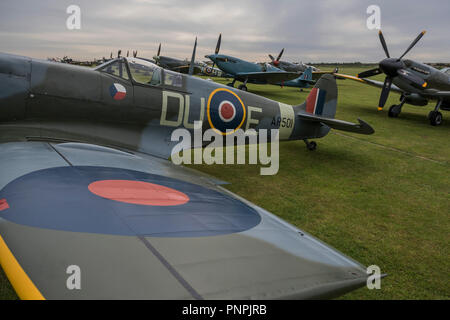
0,234 -> 45,300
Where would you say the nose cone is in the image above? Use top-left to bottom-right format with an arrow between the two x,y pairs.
205,54 -> 216,62
379,58 -> 404,77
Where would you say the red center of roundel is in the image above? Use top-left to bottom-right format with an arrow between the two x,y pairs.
88,180 -> 190,206
219,102 -> 235,120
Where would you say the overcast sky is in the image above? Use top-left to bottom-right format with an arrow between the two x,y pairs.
0,0 -> 449,63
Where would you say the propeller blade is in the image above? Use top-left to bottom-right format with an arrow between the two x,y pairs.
378,30 -> 390,58
189,37 -> 197,76
397,69 -> 427,88
117,50 -> 121,58
157,43 -> 161,57
133,50 -> 137,58
378,77 -> 392,110
398,30 -> 426,60
276,48 -> 284,62
358,68 -> 382,78
126,50 -> 129,57
215,33 -> 222,55
268,54 -> 275,62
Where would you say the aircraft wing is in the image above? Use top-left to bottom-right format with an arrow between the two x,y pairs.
429,91 -> 450,98
170,65 -> 202,75
235,71 -> 300,84
0,141 -> 369,299
334,73 -> 403,94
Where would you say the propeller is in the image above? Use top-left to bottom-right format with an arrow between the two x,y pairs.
358,30 -> 428,110
133,50 -> 137,58
110,52 -> 113,59
126,50 -> 129,57
210,33 -> 222,69
188,37 -> 197,76
157,43 -> 161,57
268,48 -> 284,67
215,33 -> 221,55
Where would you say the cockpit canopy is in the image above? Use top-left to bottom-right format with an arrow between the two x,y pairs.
95,57 -> 183,88
95,57 -> 159,85
440,67 -> 450,75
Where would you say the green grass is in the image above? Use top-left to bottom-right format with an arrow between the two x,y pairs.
191,67 -> 449,299
0,66 -> 448,300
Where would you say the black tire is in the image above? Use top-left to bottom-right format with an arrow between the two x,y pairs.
307,141 -> 317,151
238,84 -> 248,91
429,111 -> 443,126
388,105 -> 399,118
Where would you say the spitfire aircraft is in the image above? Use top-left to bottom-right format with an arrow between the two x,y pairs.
336,30 -> 450,126
153,41 -> 229,78
0,38 -> 376,299
206,34 -> 315,91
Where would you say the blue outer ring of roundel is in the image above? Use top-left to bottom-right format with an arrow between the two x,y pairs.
207,89 -> 246,134
0,166 -> 261,238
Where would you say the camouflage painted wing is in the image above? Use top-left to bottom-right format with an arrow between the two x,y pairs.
0,141 -> 369,299
235,71 -> 300,84
334,73 -> 403,94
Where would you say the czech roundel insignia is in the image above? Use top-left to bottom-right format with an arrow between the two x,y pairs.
207,88 -> 246,135
109,83 -> 127,100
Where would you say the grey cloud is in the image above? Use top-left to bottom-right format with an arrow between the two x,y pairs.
0,0 -> 448,62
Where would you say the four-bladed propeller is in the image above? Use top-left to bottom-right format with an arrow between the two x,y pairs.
358,30 -> 427,110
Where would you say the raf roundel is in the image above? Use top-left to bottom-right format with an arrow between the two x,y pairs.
207,88 -> 246,135
109,83 -> 127,100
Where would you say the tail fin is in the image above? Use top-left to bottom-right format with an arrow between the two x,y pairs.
300,66 -> 313,81
295,74 -> 374,134
300,73 -> 337,118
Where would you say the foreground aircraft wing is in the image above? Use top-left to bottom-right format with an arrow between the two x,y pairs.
0,141 -> 369,299
334,73 -> 403,94
297,112 -> 375,135
235,71 -> 300,84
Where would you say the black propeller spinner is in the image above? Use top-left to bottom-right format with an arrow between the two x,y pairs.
358,30 -> 428,110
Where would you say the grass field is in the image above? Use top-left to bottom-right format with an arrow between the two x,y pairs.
189,66 -> 449,299
0,65 -> 448,300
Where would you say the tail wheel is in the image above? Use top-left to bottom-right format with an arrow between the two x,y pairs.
307,141 -> 317,151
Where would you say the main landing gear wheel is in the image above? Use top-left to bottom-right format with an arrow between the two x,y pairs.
388,105 -> 400,118
238,84 -> 248,91
428,111 -> 443,126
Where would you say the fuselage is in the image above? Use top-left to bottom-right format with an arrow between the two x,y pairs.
0,53 -> 328,158
392,59 -> 450,103
206,54 -> 309,87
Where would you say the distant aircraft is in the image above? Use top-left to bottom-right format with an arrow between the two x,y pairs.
206,34 -> 315,91
268,48 -> 339,80
0,40 -> 376,299
336,30 -> 450,126
153,42 -> 229,77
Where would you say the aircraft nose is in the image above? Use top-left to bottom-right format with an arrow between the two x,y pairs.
379,58 -> 403,77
